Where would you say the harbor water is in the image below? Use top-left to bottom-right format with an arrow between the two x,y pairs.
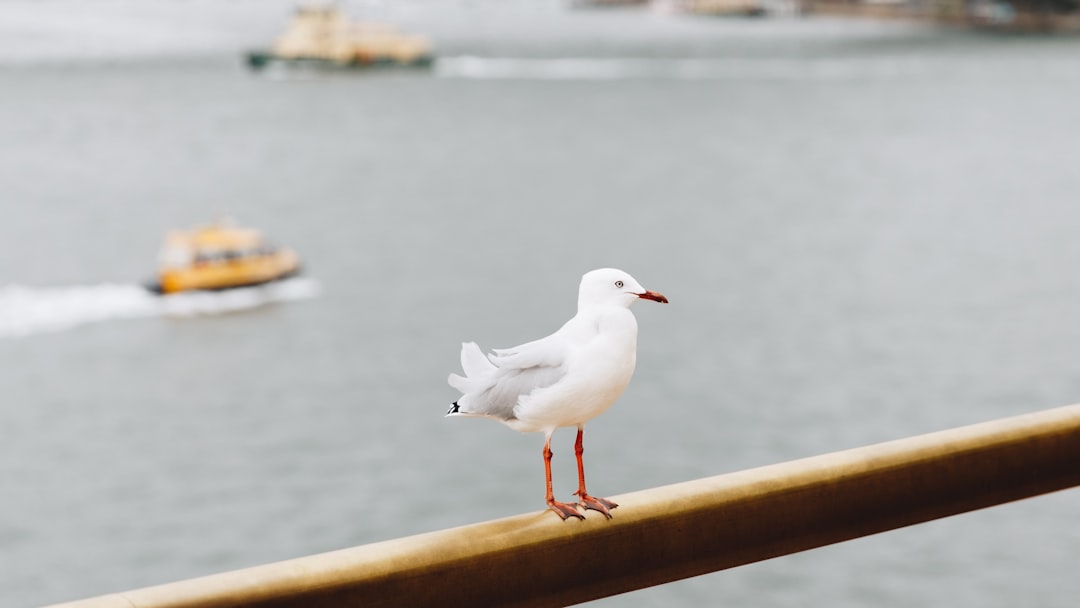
2,1 -> 1080,606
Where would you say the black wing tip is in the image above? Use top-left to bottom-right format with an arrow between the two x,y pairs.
447,402 -> 461,415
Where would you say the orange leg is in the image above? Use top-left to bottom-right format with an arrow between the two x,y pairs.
544,434 -> 584,520
573,426 -> 618,519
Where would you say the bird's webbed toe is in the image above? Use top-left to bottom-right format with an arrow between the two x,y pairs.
575,493 -> 618,519
547,499 -> 585,521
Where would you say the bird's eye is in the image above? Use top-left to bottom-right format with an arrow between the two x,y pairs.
614,280 -> 624,288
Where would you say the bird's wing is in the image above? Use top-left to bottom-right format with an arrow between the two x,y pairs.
450,332 -> 570,421
488,330 -> 567,370
461,363 -> 567,421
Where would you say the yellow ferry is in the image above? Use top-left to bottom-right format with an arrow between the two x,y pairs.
146,220 -> 301,295
247,5 -> 434,70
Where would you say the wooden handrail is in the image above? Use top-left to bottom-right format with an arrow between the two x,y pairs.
49,403 -> 1080,608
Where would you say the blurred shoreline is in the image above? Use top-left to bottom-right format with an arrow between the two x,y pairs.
803,0 -> 1080,32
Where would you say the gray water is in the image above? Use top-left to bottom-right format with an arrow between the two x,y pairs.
3,1 -> 1080,606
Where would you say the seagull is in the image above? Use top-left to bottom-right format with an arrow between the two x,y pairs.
447,268 -> 668,520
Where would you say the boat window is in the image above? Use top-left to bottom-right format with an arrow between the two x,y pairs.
195,251 -> 227,264
159,245 -> 193,268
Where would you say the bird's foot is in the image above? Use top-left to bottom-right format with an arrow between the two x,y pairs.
547,499 -> 585,521
575,492 -> 618,519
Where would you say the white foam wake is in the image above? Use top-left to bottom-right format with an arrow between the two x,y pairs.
433,56 -> 934,82
0,278 -> 320,339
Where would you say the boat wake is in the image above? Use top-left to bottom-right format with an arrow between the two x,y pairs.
434,56 -> 933,82
0,278 -> 320,340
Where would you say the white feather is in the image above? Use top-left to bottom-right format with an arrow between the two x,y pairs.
460,341 -> 494,376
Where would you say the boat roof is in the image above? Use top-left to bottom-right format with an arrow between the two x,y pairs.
165,221 -> 265,252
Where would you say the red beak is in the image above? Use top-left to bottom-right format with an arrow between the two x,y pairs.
637,290 -> 669,304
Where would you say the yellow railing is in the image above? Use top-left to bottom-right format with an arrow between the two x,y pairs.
50,403 -> 1080,608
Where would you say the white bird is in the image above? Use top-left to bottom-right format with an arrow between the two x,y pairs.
447,268 -> 668,520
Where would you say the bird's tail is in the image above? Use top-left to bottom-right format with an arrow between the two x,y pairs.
447,342 -> 496,416
460,341 -> 494,377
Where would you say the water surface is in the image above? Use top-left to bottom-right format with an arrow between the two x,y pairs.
2,2 -> 1080,606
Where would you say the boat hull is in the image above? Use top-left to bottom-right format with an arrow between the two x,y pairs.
145,266 -> 302,296
246,51 -> 434,71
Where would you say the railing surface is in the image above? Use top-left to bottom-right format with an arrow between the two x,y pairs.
50,403 -> 1080,608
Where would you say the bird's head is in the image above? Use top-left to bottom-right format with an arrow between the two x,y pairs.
578,268 -> 668,311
